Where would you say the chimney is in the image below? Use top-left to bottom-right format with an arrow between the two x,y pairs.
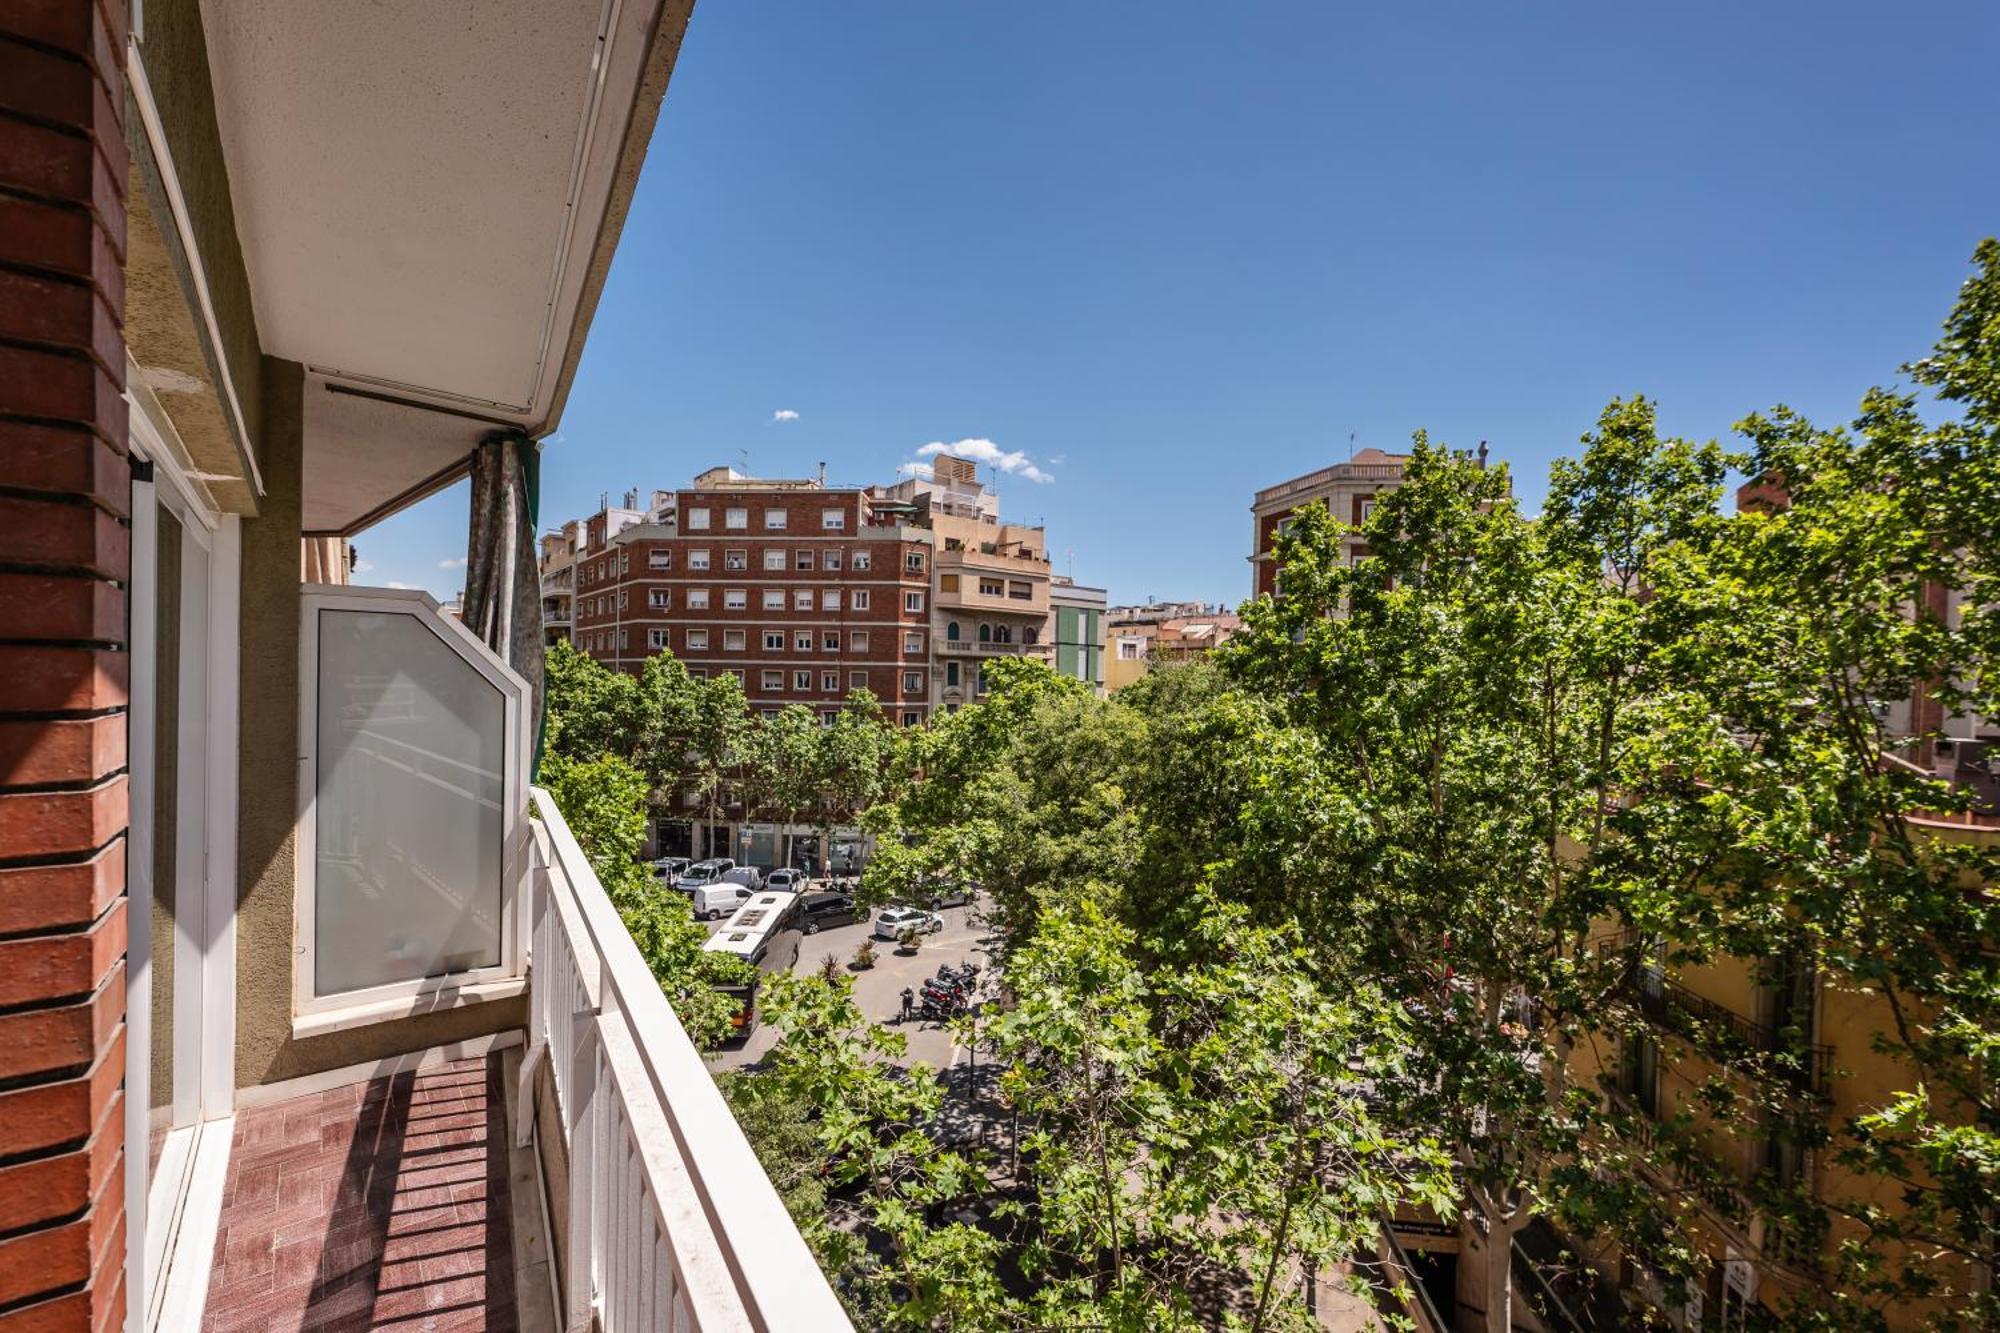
624,487 -> 639,509
818,461 -> 827,488
1476,440 -> 1489,467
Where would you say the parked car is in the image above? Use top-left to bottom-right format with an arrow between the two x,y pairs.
692,882 -> 756,921
924,880 -> 975,910
718,865 -> 764,892
765,868 -> 810,892
649,856 -> 690,882
797,891 -> 858,934
673,858 -> 736,891
873,906 -> 944,941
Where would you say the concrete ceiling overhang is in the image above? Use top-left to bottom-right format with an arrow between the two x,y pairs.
199,0 -> 691,535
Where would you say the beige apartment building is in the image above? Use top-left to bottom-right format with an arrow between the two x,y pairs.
874,454 -> 1053,712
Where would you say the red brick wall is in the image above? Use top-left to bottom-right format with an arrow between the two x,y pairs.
574,489 -> 934,719
0,2 -> 133,1330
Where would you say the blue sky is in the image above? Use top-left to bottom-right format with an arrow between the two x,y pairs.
358,1 -> 2000,607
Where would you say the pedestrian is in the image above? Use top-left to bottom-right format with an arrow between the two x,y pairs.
900,987 -> 914,1023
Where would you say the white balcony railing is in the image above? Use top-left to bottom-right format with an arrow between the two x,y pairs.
521,786 -> 851,1332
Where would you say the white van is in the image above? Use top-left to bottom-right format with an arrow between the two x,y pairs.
691,881 -> 756,921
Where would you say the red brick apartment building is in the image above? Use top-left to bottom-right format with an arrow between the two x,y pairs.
572,468 -> 938,725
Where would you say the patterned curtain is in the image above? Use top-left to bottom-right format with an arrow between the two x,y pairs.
462,432 -> 545,765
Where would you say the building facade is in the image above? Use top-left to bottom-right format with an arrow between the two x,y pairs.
1049,577 -> 1107,693
538,519 -> 580,646
572,468 -> 938,726
1248,447 -> 1413,598
1103,602 -> 1242,690
874,454 -> 1053,713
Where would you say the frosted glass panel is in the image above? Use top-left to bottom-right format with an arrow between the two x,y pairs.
315,609 -> 505,996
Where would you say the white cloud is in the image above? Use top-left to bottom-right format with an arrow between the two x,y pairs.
915,438 -> 1054,484
772,409 -> 800,423
438,556 -> 467,569
352,559 -> 375,574
386,581 -> 419,590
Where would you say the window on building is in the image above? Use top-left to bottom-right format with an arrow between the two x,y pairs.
821,711 -> 839,727
849,630 -> 868,652
821,509 -> 846,531
1023,627 -> 1038,645
687,588 -> 710,609
618,589 -> 629,609
762,589 -> 785,609
851,550 -> 871,571
822,550 -> 842,571
763,631 -> 784,650
688,549 -> 711,571
905,632 -> 924,653
1008,581 -> 1032,600
945,660 -> 959,687
1118,639 -> 1142,659
764,509 -> 788,530
725,670 -> 745,684
687,629 -> 709,650
796,550 -> 814,571
822,672 -> 839,691
795,631 -> 813,651
763,549 -> 786,571
793,670 -> 811,691
978,578 -> 1003,597
849,671 -> 867,689
903,671 -> 923,694
902,711 -> 920,727
724,549 -> 747,571
946,621 -> 960,642
725,508 -> 748,530
1359,497 -> 1377,523
724,588 -> 747,610
683,790 -> 702,808
724,629 -> 747,651
648,628 -> 668,649
794,589 -> 813,610
619,628 -> 629,649
978,622 -> 992,643
689,667 -> 707,680
851,590 -> 870,610
940,573 -> 960,593
762,670 -> 783,690
995,625 -> 1012,644
686,508 -> 711,530
823,632 -> 840,651
648,588 -> 669,608
821,589 -> 840,611
905,551 -> 924,573
648,550 -> 670,569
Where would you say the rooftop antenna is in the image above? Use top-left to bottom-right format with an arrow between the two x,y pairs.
1348,431 -> 1357,461
737,448 -> 750,477
817,460 -> 827,488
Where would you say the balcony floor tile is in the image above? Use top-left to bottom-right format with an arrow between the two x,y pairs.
204,1055 -> 522,1332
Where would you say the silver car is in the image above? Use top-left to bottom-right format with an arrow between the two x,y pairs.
873,906 -> 943,941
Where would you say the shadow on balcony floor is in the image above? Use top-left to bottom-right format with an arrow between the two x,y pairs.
203,1055 -> 524,1332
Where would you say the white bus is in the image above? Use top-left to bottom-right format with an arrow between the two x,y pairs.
701,890 -> 803,1037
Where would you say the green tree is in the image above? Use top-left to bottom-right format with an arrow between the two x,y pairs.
540,724 -> 748,1048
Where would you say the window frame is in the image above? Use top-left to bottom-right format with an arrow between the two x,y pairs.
294,587 -> 528,1029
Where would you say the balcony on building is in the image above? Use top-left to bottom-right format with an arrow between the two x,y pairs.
61,3 -> 852,1330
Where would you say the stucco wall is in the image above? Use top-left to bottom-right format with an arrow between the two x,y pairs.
233,357 -> 523,1088
132,0 -> 262,471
